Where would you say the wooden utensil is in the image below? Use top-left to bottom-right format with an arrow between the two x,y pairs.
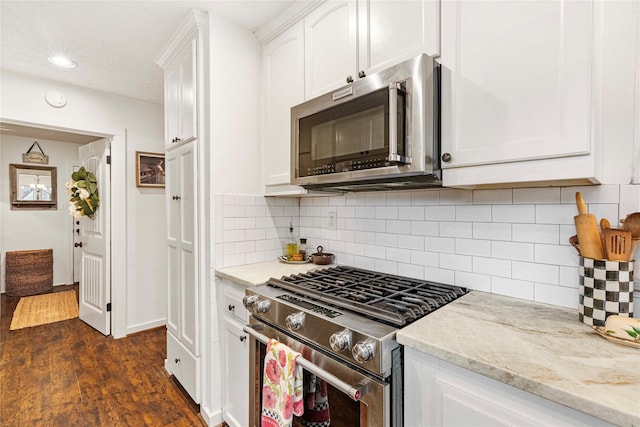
600,218 -> 610,259
573,192 -> 603,259
568,235 -> 581,255
603,229 -> 632,261
621,212 -> 640,238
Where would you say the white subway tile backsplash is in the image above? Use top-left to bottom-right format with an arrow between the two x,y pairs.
440,221 -> 473,238
473,223 -> 511,241
492,241 -> 534,261
513,187 -> 560,204
473,189 -> 512,204
535,204 -> 576,225
424,206 -> 456,221
425,236 -> 455,253
535,283 -> 578,308
456,238 -> 491,257
411,220 -> 439,236
456,205 -> 492,222
386,247 -> 412,262
534,244 -> 577,267
374,259 -> 398,275
411,191 -> 440,205
399,235 -> 425,250
398,206 -> 425,220
214,184 -> 637,311
473,257 -> 511,278
491,277 -> 534,300
411,250 -> 439,267
376,206 -> 399,220
512,224 -> 559,244
492,205 -> 535,223
375,233 -> 398,248
559,266 -> 580,288
440,253 -> 473,272
455,271 -> 491,292
387,192 -> 412,206
387,220 -> 411,235
512,261 -> 558,285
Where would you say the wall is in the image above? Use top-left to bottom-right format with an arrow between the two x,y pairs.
0,70 -> 166,337
0,135 -> 81,289
216,184 -> 640,315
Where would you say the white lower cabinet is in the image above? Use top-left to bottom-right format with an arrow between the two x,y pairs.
219,279 -> 250,427
404,347 -> 614,427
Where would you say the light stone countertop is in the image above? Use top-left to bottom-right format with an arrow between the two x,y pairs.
214,260 -> 333,287
397,291 -> 640,427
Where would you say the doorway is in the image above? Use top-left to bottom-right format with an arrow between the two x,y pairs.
0,120 -> 128,338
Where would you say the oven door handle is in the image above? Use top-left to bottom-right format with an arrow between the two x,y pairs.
243,325 -> 363,401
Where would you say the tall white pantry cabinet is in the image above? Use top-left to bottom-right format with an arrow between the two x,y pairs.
156,11 -> 207,404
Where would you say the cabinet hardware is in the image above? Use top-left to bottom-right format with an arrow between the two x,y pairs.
75,228 -> 80,235
228,304 -> 235,311
441,153 -> 452,163
346,75 -> 354,83
175,358 -> 180,364
172,195 -> 182,201
358,70 -> 366,78
74,242 -> 83,248
239,336 -> 247,342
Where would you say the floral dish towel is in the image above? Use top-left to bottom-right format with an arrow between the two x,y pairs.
261,339 -> 304,427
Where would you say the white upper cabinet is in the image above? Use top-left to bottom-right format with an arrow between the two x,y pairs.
305,0 -> 439,99
358,0 -> 440,74
263,22 -> 307,194
304,1 -> 357,99
163,39 -> 197,149
438,0 -> 639,188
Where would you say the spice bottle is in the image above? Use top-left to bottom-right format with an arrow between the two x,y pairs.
299,238 -> 307,257
286,223 -> 298,260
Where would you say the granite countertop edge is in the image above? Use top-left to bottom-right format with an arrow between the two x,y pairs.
397,291 -> 640,427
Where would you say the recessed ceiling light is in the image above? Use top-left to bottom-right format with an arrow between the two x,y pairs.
48,56 -> 76,68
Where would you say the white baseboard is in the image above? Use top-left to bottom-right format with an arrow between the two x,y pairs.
125,318 -> 166,335
201,406 -> 224,427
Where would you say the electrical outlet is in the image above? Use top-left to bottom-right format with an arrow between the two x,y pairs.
328,211 -> 337,231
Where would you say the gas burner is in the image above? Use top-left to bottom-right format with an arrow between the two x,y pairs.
269,265 -> 467,327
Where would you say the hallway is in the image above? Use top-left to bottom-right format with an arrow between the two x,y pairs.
0,285 -> 207,426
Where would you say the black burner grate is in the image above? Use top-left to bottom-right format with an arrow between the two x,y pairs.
268,266 -> 467,327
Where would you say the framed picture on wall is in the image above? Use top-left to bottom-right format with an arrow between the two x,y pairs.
136,151 -> 165,188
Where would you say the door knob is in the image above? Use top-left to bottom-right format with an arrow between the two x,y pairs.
239,336 -> 247,342
441,153 -> 452,163
75,228 -> 80,235
74,242 -> 83,248
358,70 -> 366,78
346,75 -> 354,83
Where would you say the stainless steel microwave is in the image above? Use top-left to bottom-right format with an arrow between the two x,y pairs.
291,53 -> 441,192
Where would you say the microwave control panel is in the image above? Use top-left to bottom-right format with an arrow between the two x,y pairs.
305,155 -> 390,176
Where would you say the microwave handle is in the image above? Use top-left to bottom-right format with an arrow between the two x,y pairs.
243,325 -> 363,401
389,82 -> 411,165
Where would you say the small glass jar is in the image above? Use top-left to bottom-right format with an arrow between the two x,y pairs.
299,238 -> 307,257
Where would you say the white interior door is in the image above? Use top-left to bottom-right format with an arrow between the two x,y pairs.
78,139 -> 111,335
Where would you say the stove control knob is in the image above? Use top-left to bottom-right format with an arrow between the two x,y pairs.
243,295 -> 259,309
352,339 -> 376,363
329,329 -> 352,351
255,299 -> 271,313
285,312 -> 305,331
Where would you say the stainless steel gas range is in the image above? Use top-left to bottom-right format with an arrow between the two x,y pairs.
243,265 -> 467,427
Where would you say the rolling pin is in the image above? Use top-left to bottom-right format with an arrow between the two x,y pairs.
574,192 -> 603,260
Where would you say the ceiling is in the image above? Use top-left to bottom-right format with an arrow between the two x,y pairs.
0,0 -> 294,141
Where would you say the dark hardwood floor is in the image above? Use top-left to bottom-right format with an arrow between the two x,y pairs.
0,285 -> 207,426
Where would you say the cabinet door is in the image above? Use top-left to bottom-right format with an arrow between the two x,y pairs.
305,0 -> 357,98
263,22 -> 305,189
164,39 -> 198,149
358,0 -> 440,75
166,142 -> 198,356
440,0 -> 592,168
165,148 -> 181,338
222,316 -> 249,427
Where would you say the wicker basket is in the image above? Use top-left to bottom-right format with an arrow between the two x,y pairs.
5,249 -> 53,296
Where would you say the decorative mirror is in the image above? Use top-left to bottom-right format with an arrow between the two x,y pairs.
9,164 -> 57,209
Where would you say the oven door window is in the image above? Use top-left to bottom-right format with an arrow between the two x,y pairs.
298,87 -> 406,177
